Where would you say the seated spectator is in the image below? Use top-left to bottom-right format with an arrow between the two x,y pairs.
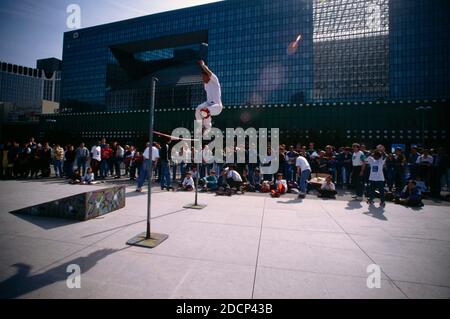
81,167 -> 96,185
226,165 -> 244,193
415,176 -> 428,195
69,169 -> 82,185
216,168 -> 232,196
202,170 -> 218,192
178,172 -> 194,191
251,168 -> 262,192
241,169 -> 252,192
395,180 -> 423,207
260,180 -> 271,193
271,173 -> 287,198
318,176 -> 337,199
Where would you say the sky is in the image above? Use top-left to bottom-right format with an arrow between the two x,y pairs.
0,0 -> 223,68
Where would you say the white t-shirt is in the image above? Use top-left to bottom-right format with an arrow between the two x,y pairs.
352,151 -> 366,167
367,157 -> 386,181
143,146 -> 160,161
321,182 -> 336,191
227,170 -> 243,182
91,146 -> 101,161
182,177 -> 195,188
296,156 -> 311,172
275,179 -> 288,190
416,155 -> 433,165
205,73 -> 222,105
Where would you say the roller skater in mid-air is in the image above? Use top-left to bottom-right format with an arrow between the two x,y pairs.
196,60 -> 223,135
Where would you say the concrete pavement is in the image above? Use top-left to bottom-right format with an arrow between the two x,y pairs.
0,179 -> 449,299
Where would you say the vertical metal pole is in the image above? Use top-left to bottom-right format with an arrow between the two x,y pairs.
146,77 -> 158,240
195,163 -> 199,206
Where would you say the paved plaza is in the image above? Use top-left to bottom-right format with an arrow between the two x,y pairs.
0,179 -> 449,299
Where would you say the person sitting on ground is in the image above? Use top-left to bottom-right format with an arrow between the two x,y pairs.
271,173 -> 288,198
318,176 -> 337,199
69,169 -> 82,185
226,165 -> 244,194
202,170 -> 218,192
415,176 -> 428,196
252,168 -> 262,192
241,169 -> 252,192
81,167 -> 98,185
216,168 -> 232,196
178,172 -> 195,191
395,180 -> 423,207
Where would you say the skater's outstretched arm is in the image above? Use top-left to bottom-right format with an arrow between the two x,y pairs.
198,60 -> 213,78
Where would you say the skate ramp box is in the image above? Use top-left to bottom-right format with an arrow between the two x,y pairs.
10,186 -> 126,221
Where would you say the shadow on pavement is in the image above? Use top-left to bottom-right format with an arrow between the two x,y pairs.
363,205 -> 388,221
0,248 -> 123,299
9,213 -> 78,230
345,200 -> 363,210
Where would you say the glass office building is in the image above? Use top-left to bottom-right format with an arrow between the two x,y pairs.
48,0 -> 449,145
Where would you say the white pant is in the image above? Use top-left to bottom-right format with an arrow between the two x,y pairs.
195,102 -> 223,129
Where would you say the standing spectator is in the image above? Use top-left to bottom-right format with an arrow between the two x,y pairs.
136,142 -> 159,192
54,144 -> 65,177
367,151 -> 386,207
306,142 -> 319,173
1,142 -> 10,179
75,142 -> 89,176
159,138 -> 172,190
296,153 -> 311,198
277,145 -> 288,182
8,142 -> 20,178
285,145 -> 298,182
385,153 -> 396,192
100,144 -> 113,179
407,146 -> 420,180
64,145 -> 76,178
324,145 -> 337,182
30,144 -> 41,179
351,143 -> 366,200
129,149 -> 141,181
261,147 -> 274,182
113,142 -> 124,179
416,149 -> 433,188
41,143 -> 52,177
393,147 -> 406,192
124,145 -> 135,177
28,137 -> 37,150
90,142 -> 102,179
337,147 -> 352,187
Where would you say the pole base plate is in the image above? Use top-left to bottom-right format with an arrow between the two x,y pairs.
126,232 -> 169,249
183,204 -> 207,210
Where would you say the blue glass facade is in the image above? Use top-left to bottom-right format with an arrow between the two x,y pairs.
61,0 -> 314,111
51,0 -> 449,146
61,0 -> 449,112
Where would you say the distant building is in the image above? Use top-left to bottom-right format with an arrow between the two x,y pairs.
43,0 -> 449,147
0,58 -> 62,123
